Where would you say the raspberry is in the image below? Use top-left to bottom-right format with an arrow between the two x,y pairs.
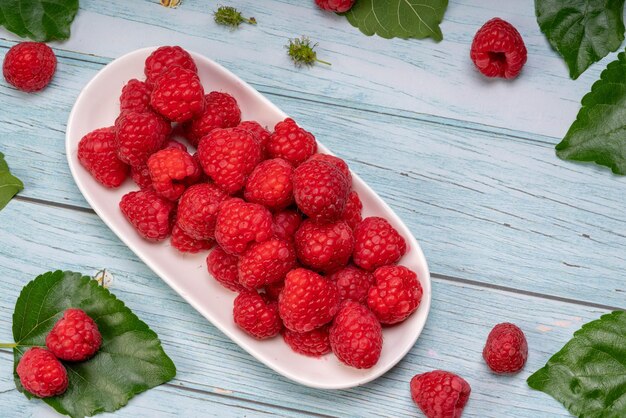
342,191 -> 363,230
237,121 -> 271,157
45,308 -> 102,361
163,139 -> 188,152
309,153 -> 351,183
293,159 -> 349,222
120,79 -> 152,114
282,325 -> 331,357
278,268 -> 340,332
368,265 -> 422,324
267,118 -> 317,167
215,198 -> 273,255
353,217 -> 407,271
294,219 -> 353,273
3,42 -> 56,92
238,238 -> 297,288
244,159 -> 294,210
207,246 -> 245,292
272,209 -> 302,241
329,301 -> 382,369
233,290 -> 282,339
264,280 -> 285,300
470,18 -> 527,79
176,183 -> 228,240
147,148 -> 201,201
144,45 -> 197,87
171,224 -> 215,253
328,265 -> 374,303
197,128 -> 262,194
183,92 -> 241,146
482,322 -> 528,374
16,348 -> 68,398
131,164 -> 153,190
120,190 -> 175,241
410,370 -> 471,418
315,0 -> 355,13
78,127 -> 129,188
150,66 -> 205,122
115,111 -> 169,167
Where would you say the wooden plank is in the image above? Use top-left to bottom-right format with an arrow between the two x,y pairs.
0,200 -> 611,417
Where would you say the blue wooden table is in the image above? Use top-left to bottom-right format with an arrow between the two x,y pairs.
0,1 -> 624,417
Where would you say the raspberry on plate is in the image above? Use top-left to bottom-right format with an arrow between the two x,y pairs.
120,190 -> 175,241
244,158 -> 294,210
131,164 -> 153,190
329,301 -> 382,369
237,121 -> 271,157
368,265 -> 422,324
278,268 -> 340,332
272,209 -> 302,241
215,198 -> 273,255
171,224 -> 215,253
294,219 -> 354,273
176,183 -> 228,240
308,153 -> 351,184
115,111 -> 169,167
315,0 -> 355,13
183,92 -> 241,146
328,265 -> 374,303
78,127 -> 129,188
233,290 -> 282,339
470,18 -> 527,79
207,246 -> 245,292
483,322 -> 528,374
144,45 -> 197,87
3,42 -> 56,92
16,348 -> 68,398
267,118 -> 317,167
238,238 -> 297,288
147,148 -> 202,201
293,159 -> 350,222
163,139 -> 188,152
410,370 -> 471,418
264,280 -> 285,301
120,79 -> 152,114
341,191 -> 363,230
150,66 -> 205,122
282,324 -> 331,357
353,217 -> 407,271
46,308 -> 102,361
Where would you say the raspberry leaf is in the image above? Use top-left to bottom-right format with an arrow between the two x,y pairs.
11,270 -> 176,417
536,0 -> 626,79
0,152 -> 23,211
342,0 -> 448,42
555,50 -> 626,174
0,0 -> 78,42
527,311 -> 626,417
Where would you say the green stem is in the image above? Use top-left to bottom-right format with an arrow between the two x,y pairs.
316,58 -> 332,66
0,342 -> 17,349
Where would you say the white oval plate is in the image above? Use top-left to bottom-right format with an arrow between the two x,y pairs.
66,47 -> 431,389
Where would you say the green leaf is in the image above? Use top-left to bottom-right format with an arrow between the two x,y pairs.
12,271 -> 176,418
0,152 -> 23,211
528,311 -> 626,418
343,0 -> 448,42
535,0 -> 626,79
555,49 -> 626,174
0,0 -> 79,42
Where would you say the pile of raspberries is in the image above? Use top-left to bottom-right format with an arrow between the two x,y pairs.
78,45 -> 423,370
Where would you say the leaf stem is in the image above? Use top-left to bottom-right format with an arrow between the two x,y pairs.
0,342 -> 17,348
316,58 -> 332,66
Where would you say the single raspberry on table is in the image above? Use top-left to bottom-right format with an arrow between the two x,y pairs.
272,209 -> 302,241
183,92 -> 241,146
237,121 -> 271,157
78,127 -> 129,188
120,190 -> 175,241
144,45 -> 197,87
353,217 -> 407,271
16,348 -> 68,398
244,159 -> 294,210
368,265 -> 422,324
342,190 -> 363,230
410,370 -> 471,418
207,246 -> 245,292
267,118 -> 317,167
308,153 -> 351,184
46,308 -> 102,361
238,238 -> 297,288
470,18 -> 527,79
482,322 -> 528,374
115,111 -> 169,167
171,224 -> 215,253
328,265 -> 374,303
293,159 -> 350,222
233,290 -> 282,339
282,324 -> 331,357
294,219 -> 353,273
329,301 -> 382,369
278,268 -> 340,333
215,198 -> 273,255
315,0 -> 355,13
147,148 -> 201,201
131,164 -> 153,189
176,183 -> 228,240
3,42 -> 56,92
150,66 -> 205,123
120,79 -> 152,114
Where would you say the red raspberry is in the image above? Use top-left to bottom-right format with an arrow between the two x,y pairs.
341,191 -> 362,230
237,121 -> 271,157
78,127 -> 129,188
147,148 -> 201,201
233,290 -> 282,339
295,219 -> 353,273
315,0 -> 355,13
163,139 -> 187,152
309,153 -> 351,183
3,42 -> 56,92
215,198 -> 273,255
144,45 -> 197,87
272,209 -> 302,241
410,370 -> 471,418
183,92 -> 241,146
293,159 -> 349,222
171,224 -> 215,253
267,118 -> 317,167
329,301 -> 382,369
120,190 -> 175,241
45,308 -> 102,361
197,128 -> 262,194
482,322 -> 528,374
176,183 -> 228,240
278,268 -> 340,332
470,18 -> 527,79
150,66 -> 205,123
368,265 -> 422,324
244,159 -> 294,210
120,79 -> 151,114
238,238 -> 296,288
131,164 -> 153,190
115,111 -> 169,167
264,280 -> 285,300
353,217 -> 407,271
16,348 -> 68,398
207,246 -> 245,292
282,325 -> 331,357
328,265 -> 374,303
